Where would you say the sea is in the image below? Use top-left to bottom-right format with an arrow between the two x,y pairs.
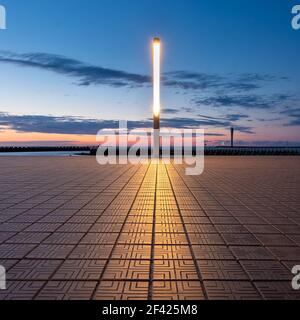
0,151 -> 90,157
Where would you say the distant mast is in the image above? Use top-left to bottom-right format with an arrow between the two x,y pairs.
231,127 -> 234,148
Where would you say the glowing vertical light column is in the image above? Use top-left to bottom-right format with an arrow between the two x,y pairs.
153,38 -> 160,158
153,37 -> 161,120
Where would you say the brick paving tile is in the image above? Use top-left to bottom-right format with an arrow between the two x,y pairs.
0,156 -> 299,300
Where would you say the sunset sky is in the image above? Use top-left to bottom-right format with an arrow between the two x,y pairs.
0,0 -> 300,146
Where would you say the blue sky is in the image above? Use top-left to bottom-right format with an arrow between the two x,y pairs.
0,0 -> 300,145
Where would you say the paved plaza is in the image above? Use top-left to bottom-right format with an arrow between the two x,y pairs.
0,156 -> 300,300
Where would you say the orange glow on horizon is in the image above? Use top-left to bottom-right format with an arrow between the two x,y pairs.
0,130 -> 97,146
1,127 -> 298,147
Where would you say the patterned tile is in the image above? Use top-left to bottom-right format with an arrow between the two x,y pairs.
197,260 -> 249,280
204,281 -> 260,300
153,260 -> 198,280
94,281 -> 149,300
1,157 -> 300,300
152,281 -> 205,300
36,281 -> 97,300
102,260 -> 150,280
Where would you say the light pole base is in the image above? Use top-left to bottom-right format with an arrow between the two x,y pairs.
152,115 -> 160,159
152,128 -> 160,159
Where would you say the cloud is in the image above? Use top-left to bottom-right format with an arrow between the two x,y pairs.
163,108 -> 180,114
193,94 -> 292,109
159,117 -> 254,133
230,125 -> 254,134
286,119 -> 300,126
0,51 -> 150,88
202,133 -> 226,137
160,117 -> 231,128
163,71 -> 286,92
235,73 -> 288,82
0,51 -> 287,93
0,112 -> 150,134
163,74 -> 259,92
197,113 -> 249,122
163,71 -> 225,91
280,107 -> 300,118
280,107 -> 300,126
0,112 -> 254,135
225,113 -> 250,121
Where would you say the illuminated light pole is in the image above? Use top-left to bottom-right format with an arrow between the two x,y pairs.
153,37 -> 161,158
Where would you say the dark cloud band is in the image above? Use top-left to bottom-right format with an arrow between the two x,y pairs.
0,112 -> 254,135
0,51 -> 286,92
